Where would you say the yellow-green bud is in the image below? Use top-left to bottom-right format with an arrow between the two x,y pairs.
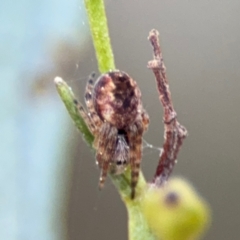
140,178 -> 211,240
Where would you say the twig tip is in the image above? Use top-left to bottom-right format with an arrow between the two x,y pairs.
148,29 -> 159,40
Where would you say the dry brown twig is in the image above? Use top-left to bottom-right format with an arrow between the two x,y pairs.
148,29 -> 188,187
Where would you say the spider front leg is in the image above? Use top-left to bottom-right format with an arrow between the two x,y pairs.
96,123 -> 118,189
73,73 -> 100,134
73,99 -> 96,134
84,72 -> 102,134
127,121 -> 145,199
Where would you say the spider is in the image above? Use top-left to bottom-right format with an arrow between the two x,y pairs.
74,70 -> 149,199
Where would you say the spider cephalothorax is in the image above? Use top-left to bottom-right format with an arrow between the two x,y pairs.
76,70 -> 149,198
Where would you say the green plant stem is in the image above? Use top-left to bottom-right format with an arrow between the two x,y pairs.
127,203 -> 156,240
111,170 -> 156,240
84,0 -> 115,73
83,1 -> 156,239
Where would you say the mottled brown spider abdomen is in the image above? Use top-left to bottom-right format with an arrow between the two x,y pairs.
92,70 -> 142,129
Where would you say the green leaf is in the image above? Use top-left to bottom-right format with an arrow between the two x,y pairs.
54,77 -> 94,146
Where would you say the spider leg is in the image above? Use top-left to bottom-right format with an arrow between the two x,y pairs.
141,109 -> 150,131
84,73 -> 102,133
73,99 -> 95,133
96,123 -> 118,189
127,121 -> 144,199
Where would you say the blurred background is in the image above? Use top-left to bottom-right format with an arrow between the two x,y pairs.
1,0 -> 240,239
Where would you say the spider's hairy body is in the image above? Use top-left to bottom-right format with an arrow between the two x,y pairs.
76,70 -> 149,198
